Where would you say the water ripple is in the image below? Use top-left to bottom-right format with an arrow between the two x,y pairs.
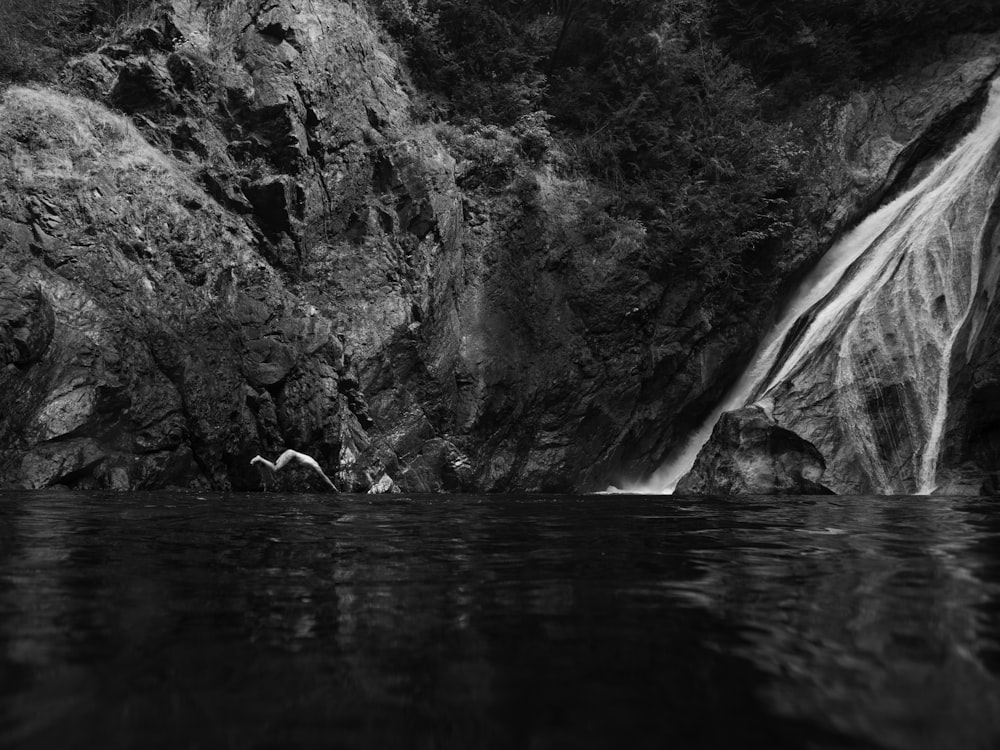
1,492 -> 999,749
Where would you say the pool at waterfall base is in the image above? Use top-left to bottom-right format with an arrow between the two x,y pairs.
2,491 -> 1000,749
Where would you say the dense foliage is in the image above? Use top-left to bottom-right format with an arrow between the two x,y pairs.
371,0 -> 1000,294
372,0 -> 804,290
0,0 -> 146,82
713,0 -> 1000,105
9,0 -> 1000,297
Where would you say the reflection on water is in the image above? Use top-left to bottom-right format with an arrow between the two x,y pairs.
664,498 -> 1000,750
2,492 -> 1000,749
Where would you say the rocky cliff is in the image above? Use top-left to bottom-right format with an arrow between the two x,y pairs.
727,45 -> 1000,496
0,0 -> 463,491
2,0 -> 1000,492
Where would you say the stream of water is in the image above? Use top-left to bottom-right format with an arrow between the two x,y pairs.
3,490 -> 1000,749
641,77 -> 1000,494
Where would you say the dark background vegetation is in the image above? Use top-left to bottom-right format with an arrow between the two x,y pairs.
6,0 -> 1000,299
0,0 -> 145,81
370,0 -> 1000,297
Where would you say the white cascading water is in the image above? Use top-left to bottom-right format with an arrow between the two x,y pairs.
638,76 -> 1000,495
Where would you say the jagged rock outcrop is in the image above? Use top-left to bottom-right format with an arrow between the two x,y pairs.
0,268 -> 54,367
942,181 -> 1000,489
771,35 -> 1000,281
436,35 -> 1000,491
0,87 -> 346,489
0,0 -> 462,491
647,37 -> 1000,495
2,0 -> 999,493
738,63 -> 1000,495
675,405 -> 834,495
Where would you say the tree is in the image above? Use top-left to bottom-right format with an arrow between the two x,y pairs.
546,0 -> 592,76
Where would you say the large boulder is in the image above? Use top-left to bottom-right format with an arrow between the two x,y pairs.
675,405 -> 834,495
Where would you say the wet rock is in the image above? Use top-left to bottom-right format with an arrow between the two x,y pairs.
604,37 -> 1000,495
761,61 -> 1000,495
799,36 -> 1000,243
932,464 -> 1000,496
17,438 -> 106,490
396,438 -> 474,492
675,405 -> 834,495
367,473 -> 398,494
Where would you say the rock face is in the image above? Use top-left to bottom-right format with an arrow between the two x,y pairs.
0,0 -> 998,492
656,37 -> 1000,496
0,0 -> 466,492
796,36 -> 1000,243
942,190 -> 1000,490
675,405 -> 834,495
722,60 -> 1000,495
620,35 -> 1000,491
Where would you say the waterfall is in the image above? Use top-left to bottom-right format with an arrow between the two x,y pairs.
641,77 -> 1000,495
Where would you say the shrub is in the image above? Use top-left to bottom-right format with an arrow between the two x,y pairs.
513,111 -> 553,163
711,0 -> 1000,103
0,0 -> 152,83
433,119 -> 521,190
373,0 -> 994,296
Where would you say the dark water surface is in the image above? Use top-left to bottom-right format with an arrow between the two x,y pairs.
2,492 -> 1000,749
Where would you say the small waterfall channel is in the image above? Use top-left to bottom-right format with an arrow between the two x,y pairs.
642,76 -> 1000,495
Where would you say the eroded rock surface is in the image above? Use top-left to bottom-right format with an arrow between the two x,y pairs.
745,64 -> 1000,495
0,0 -> 469,491
783,35 -> 1000,278
2,0 -> 999,492
675,405 -> 834,496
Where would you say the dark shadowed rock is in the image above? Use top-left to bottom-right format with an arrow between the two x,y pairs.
374,139 -> 462,245
675,405 -> 834,495
242,176 -> 303,240
0,269 -> 54,367
109,59 -> 180,114
396,437 -> 474,492
931,463 -> 1000,496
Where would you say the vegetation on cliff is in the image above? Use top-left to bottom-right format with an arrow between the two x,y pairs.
2,0 -> 999,492
0,0 -> 146,82
7,0 -> 1000,299
371,0 -> 1000,294
713,0 -> 1000,104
